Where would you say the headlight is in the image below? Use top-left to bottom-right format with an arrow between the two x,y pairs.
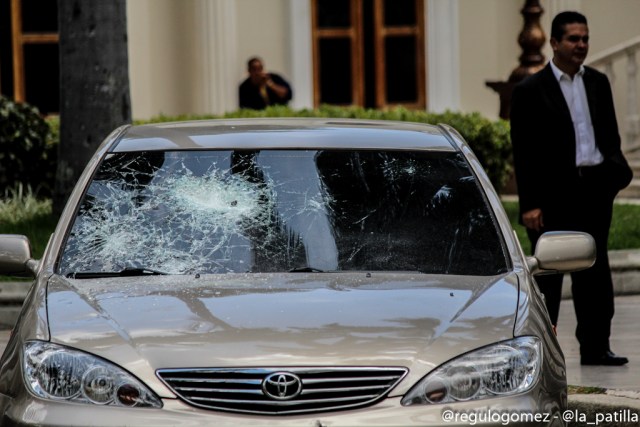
23,341 -> 162,408
402,336 -> 541,406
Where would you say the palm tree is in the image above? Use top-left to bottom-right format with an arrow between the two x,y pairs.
54,0 -> 131,215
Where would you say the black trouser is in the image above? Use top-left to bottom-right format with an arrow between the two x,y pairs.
527,164 -> 616,357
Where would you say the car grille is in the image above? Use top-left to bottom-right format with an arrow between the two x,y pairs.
157,367 -> 408,415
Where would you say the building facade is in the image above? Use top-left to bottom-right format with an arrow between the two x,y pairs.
1,0 -> 639,145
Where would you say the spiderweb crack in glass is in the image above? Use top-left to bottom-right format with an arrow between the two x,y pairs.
59,150 -> 508,277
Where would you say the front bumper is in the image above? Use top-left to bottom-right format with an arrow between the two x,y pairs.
1,391 -> 566,427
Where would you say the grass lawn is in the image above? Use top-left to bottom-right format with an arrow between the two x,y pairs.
0,191 -> 58,259
501,199 -> 640,255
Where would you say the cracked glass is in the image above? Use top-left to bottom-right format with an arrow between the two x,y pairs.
58,150 -> 508,276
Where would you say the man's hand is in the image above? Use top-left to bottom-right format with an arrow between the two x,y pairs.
264,75 -> 290,100
522,208 -> 544,231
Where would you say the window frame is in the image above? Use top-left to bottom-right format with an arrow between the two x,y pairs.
5,0 -> 59,105
311,0 -> 426,109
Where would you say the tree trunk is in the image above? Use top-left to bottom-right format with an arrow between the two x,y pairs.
54,0 -> 131,215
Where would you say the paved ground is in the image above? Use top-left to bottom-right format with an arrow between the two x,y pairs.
557,294 -> 640,391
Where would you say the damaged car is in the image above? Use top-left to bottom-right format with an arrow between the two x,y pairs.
0,118 -> 595,426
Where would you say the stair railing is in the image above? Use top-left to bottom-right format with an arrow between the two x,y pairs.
588,35 -> 640,152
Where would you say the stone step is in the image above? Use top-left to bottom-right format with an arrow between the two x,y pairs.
617,151 -> 640,199
0,305 -> 22,330
0,281 -> 29,304
628,159 -> 640,175
617,178 -> 640,199
0,281 -> 27,329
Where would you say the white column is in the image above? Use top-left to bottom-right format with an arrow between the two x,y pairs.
288,0 -> 314,109
547,0 -> 583,19
196,0 -> 238,114
427,0 -> 460,112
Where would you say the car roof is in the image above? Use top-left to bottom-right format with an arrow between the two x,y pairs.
111,118 -> 458,152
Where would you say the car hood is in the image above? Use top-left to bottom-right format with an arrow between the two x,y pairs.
45,272 -> 521,396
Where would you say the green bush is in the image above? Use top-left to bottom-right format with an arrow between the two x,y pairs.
0,96 -> 57,197
45,105 -> 515,193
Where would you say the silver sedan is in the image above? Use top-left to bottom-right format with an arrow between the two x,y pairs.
0,118 -> 594,426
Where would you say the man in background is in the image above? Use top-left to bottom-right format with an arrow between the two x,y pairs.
239,57 -> 292,110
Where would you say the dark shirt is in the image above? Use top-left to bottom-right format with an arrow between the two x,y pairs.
239,73 -> 292,110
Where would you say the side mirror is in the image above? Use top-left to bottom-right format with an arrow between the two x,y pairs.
0,234 -> 36,277
527,231 -> 596,276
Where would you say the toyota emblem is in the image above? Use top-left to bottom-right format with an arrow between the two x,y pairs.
262,372 -> 302,400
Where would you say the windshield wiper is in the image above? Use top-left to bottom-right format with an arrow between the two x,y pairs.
289,266 -> 325,273
67,267 -> 168,279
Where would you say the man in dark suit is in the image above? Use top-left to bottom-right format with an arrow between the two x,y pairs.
511,11 -> 632,366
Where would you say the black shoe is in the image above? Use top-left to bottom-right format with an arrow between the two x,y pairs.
580,351 -> 629,366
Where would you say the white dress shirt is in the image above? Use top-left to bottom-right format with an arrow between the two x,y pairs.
549,60 -> 604,167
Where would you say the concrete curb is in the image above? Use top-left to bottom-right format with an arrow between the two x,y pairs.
569,392 -> 640,426
562,249 -> 640,299
0,280 -> 29,304
0,281 -> 28,329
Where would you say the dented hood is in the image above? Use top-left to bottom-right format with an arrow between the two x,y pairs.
46,272 -> 521,397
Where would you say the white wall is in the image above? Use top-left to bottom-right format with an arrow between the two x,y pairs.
127,0 -> 201,119
458,0 -> 523,119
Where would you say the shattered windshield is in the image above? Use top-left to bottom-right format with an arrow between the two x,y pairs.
58,150 -> 508,276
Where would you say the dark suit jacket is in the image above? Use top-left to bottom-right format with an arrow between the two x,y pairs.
510,63 -> 631,221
